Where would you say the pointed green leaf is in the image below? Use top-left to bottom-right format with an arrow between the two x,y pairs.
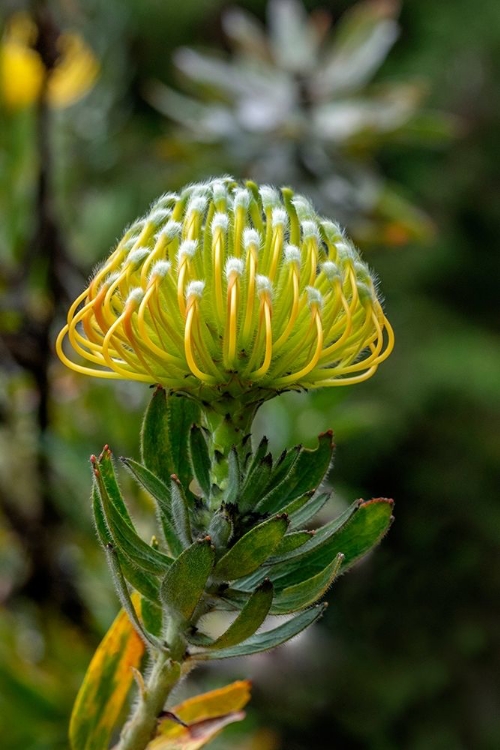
207,507 -> 233,551
238,453 -> 273,512
95,447 -> 133,527
270,553 -> 343,614
218,587 -> 252,611
92,457 -> 172,576
170,476 -> 193,549
269,530 -> 314,559
92,486 -> 160,603
233,494 -> 330,591
209,579 -> 273,649
270,498 -> 394,590
276,499 -> 362,565
244,436 -> 269,477
120,457 -> 183,557
104,543 -> 164,650
141,387 -> 200,489
69,597 -> 145,750
255,432 -> 334,514
222,448 -> 240,505
286,491 -> 330,530
141,597 -> 163,638
192,604 -> 326,660
160,538 -> 215,622
269,500 -> 360,566
189,425 -> 211,497
266,445 -> 301,493
213,515 -> 288,581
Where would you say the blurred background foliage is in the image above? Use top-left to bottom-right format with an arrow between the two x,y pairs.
0,0 -> 499,748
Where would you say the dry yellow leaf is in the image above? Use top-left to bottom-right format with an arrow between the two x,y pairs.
69,596 -> 145,750
147,680 -> 252,749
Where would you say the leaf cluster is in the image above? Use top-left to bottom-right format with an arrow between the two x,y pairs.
92,387 -> 393,662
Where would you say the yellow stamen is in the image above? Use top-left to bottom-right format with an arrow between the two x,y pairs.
268,225 -> 284,282
274,266 -> 300,350
241,245 -> 258,348
212,224 -> 226,325
225,271 -> 239,369
248,293 -> 273,379
184,297 -> 217,383
274,306 -> 324,386
137,283 -> 184,365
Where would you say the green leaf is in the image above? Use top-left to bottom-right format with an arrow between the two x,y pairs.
255,432 -> 334,514
207,508 -> 233,551
199,579 -> 273,650
270,499 -> 360,565
189,425 -> 211,497
141,597 -> 163,638
92,486 -> 161,603
222,448 -> 240,505
266,445 -> 301,494
213,515 -> 288,581
286,491 -> 330,530
92,455 -> 172,576
160,538 -> 215,622
238,453 -> 273,511
104,543 -> 164,650
243,436 -> 268,477
69,597 -> 145,750
270,530 -> 314,559
121,457 -> 183,557
192,604 -> 326,660
95,447 -> 133,527
270,553 -> 343,614
170,476 -> 193,549
218,587 -> 252,611
141,387 -> 200,489
270,498 -> 394,590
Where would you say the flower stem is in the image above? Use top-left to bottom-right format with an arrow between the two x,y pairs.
119,397 -> 262,749
201,397 -> 259,493
117,649 -> 181,750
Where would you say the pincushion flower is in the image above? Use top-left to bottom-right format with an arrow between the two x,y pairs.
56,177 -> 393,400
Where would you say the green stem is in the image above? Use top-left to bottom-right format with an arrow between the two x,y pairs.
117,648 -> 182,750
201,397 -> 259,491
119,395 -> 265,749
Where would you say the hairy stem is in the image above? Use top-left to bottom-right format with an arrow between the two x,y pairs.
119,397 -> 261,749
117,648 -> 182,750
201,397 -> 259,492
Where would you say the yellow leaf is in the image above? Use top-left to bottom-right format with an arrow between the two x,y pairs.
147,680 -> 252,750
69,595 -> 145,750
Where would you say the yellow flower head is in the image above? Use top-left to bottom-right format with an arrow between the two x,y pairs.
0,13 -> 98,111
56,177 -> 394,400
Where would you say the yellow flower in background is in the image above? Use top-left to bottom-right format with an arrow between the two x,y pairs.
57,177 -> 394,399
0,12 -> 98,111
